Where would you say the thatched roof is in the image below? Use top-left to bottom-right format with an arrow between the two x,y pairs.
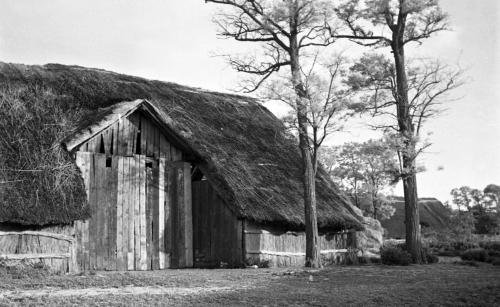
381,197 -> 450,239
0,61 -> 363,230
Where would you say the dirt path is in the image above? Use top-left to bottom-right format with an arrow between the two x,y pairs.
0,285 -> 235,299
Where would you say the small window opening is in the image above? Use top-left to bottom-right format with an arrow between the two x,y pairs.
135,130 -> 141,155
110,129 -> 114,155
146,161 -> 153,168
99,135 -> 105,154
106,157 -> 112,168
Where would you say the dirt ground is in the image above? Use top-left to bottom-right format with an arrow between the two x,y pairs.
0,263 -> 499,306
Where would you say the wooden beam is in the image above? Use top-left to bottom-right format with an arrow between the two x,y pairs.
0,253 -> 71,260
0,231 -> 74,242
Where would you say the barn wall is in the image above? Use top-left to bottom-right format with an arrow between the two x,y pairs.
0,223 -> 77,273
73,110 -> 193,271
192,180 -> 243,268
245,222 -> 357,267
75,152 -> 193,271
76,111 -> 183,160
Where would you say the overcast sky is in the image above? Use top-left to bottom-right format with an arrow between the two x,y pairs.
1,0 -> 498,202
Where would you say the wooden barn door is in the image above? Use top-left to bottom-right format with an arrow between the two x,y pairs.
75,152 -> 192,271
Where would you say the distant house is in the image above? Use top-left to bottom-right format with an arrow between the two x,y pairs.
381,197 -> 450,239
0,62 -> 363,272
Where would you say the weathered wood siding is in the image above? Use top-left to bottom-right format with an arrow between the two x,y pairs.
245,222 -> 356,267
73,109 -> 193,271
76,111 -> 183,160
0,224 -> 76,273
192,180 -> 243,268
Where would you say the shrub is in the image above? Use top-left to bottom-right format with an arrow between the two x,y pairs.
421,248 -> 439,264
461,248 -> 488,262
479,242 -> 500,252
380,246 -> 411,265
491,258 -> 500,266
425,253 -> 439,264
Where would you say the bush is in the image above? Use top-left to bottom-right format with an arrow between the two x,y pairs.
380,246 -> 411,266
479,242 -> 500,252
421,248 -> 439,264
491,258 -> 500,266
461,248 -> 488,262
425,253 -> 439,264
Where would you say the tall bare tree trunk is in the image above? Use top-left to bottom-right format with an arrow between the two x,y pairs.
289,8 -> 320,267
392,11 -> 423,263
372,192 -> 378,220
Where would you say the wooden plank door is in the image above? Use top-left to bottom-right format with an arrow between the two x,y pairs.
165,162 -> 193,269
75,153 -> 193,271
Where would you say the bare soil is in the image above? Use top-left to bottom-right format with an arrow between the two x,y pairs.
0,263 -> 499,306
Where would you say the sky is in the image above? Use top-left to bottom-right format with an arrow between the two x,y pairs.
0,0 -> 498,203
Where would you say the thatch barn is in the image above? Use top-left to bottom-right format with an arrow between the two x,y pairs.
381,197 -> 450,239
0,62 -> 362,272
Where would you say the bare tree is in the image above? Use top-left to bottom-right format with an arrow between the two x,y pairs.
205,0 -> 343,267
332,0 -> 464,262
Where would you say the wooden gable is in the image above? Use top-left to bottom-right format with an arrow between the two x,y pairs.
76,110 -> 183,161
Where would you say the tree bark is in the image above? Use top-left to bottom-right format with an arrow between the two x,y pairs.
289,5 -> 321,267
372,192 -> 378,220
391,5 -> 423,263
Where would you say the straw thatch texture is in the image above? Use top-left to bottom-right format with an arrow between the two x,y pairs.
0,62 -> 362,230
0,85 -> 89,225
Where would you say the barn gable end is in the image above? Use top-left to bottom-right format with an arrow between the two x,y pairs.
64,101 -> 195,271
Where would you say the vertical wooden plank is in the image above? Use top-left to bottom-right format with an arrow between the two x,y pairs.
176,165 -> 185,268
128,113 -> 138,155
171,147 -> 181,161
235,219 -> 243,267
88,154 -> 97,270
159,134 -> 167,159
152,161 -> 160,270
153,124 -> 160,159
108,156 -> 118,271
122,157 -> 131,270
116,156 -> 125,270
75,153 -> 89,270
119,118 -> 129,156
139,155 -> 147,270
164,164 -> 172,268
143,120 -> 151,157
139,115 -> 146,156
192,182 -> 198,266
95,154 -> 106,270
134,155 -> 141,270
209,182 -> 217,264
201,182 -> 210,264
183,163 -> 193,267
150,122 -> 156,157
112,124 -> 119,156
103,129 -> 112,154
102,156 -> 109,270
74,221 -> 82,270
128,156 -> 136,270
158,158 -> 166,269
168,165 -> 178,268
145,164 -> 153,270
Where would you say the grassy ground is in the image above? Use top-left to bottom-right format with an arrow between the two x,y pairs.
0,263 -> 499,306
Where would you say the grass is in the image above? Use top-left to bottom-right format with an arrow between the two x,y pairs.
0,263 -> 499,306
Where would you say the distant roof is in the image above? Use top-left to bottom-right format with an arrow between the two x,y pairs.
0,62 -> 363,230
381,197 -> 450,239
